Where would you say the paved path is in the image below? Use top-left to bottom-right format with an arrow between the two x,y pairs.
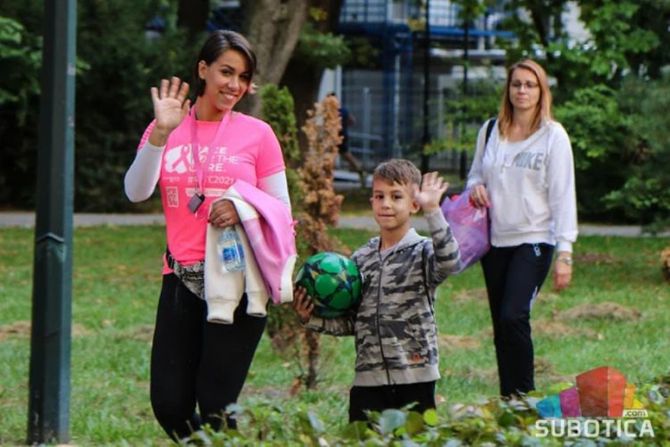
2,211 -> 669,237
333,216 -> 670,237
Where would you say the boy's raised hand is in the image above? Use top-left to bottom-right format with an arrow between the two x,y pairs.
292,286 -> 315,324
414,171 -> 448,212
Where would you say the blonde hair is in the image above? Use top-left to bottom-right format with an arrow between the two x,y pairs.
497,59 -> 553,139
373,159 -> 422,187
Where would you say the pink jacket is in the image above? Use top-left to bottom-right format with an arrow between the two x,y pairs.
221,180 -> 297,304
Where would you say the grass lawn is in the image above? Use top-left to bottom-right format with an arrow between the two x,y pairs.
1,225 -> 669,445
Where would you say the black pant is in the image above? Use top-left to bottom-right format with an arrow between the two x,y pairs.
348,381 -> 436,422
481,244 -> 553,397
150,274 -> 266,441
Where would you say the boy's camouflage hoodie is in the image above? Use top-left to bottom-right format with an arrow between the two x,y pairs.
307,210 -> 460,386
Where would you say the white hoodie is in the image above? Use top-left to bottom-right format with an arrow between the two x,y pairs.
467,119 -> 578,252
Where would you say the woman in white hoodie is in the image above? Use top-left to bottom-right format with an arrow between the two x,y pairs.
467,59 -> 577,397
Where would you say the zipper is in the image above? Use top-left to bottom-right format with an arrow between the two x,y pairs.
375,250 -> 392,386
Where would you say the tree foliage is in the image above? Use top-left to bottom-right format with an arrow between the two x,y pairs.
293,21 -> 350,69
0,16 -> 42,204
4,0 -> 670,226
0,0 -> 327,212
75,0 -> 199,212
603,75 -> 670,229
281,3 -> 352,153
1,0 -> 201,211
553,85 -> 637,220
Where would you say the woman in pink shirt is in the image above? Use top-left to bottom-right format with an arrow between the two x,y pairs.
124,30 -> 291,441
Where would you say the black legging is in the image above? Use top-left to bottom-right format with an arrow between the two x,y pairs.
481,243 -> 553,397
150,274 -> 266,441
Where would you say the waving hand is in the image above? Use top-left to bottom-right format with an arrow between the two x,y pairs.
413,171 -> 449,212
149,77 -> 190,146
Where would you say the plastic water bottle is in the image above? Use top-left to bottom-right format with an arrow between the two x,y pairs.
218,226 -> 245,272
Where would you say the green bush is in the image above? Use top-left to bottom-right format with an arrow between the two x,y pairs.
259,84 -> 303,208
0,15 -> 42,206
75,0 -> 199,212
0,0 -> 200,212
554,85 -> 638,222
603,75 -> 670,230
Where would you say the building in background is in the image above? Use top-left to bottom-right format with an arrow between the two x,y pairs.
206,0 -> 586,176
319,0 -> 512,173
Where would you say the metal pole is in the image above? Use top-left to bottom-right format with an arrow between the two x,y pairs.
27,0 -> 76,443
463,21 -> 469,95
421,0 -> 431,173
459,17 -> 470,180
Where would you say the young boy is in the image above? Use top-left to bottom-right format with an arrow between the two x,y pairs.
293,159 -> 461,422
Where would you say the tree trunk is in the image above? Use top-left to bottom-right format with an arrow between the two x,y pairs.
241,0 -> 310,116
524,0 -> 568,87
178,0 -> 210,41
281,0 -> 344,151
281,64 -> 322,152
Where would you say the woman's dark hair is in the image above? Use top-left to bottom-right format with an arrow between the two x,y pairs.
192,30 -> 257,97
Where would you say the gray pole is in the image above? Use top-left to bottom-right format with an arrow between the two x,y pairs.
459,17 -> 470,180
421,0 -> 431,172
27,0 -> 76,443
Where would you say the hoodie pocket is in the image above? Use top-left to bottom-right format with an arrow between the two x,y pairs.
378,316 -> 430,368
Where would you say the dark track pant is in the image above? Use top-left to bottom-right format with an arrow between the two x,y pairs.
349,381 -> 436,422
150,274 -> 266,441
481,243 -> 553,397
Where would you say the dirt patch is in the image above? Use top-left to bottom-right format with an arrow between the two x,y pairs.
478,326 -> 494,339
452,288 -> 559,303
0,321 -> 90,341
438,334 -> 481,351
71,324 -> 92,337
118,324 -> 155,342
457,366 -> 499,383
538,372 -> 575,385
536,291 -> 561,302
534,356 -> 555,376
447,358 -> 571,388
533,319 -> 598,339
244,383 -> 349,400
533,357 -> 572,383
452,287 -> 488,303
574,252 -> 619,265
0,321 -> 30,341
557,302 -> 642,321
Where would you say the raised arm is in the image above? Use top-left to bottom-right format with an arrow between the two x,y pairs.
414,172 -> 461,286
124,77 -> 190,203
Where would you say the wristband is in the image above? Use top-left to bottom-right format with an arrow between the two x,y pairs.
557,256 -> 573,266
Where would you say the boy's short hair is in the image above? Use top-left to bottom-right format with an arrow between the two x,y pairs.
373,159 -> 422,187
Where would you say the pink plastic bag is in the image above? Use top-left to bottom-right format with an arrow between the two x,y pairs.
440,191 -> 490,273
